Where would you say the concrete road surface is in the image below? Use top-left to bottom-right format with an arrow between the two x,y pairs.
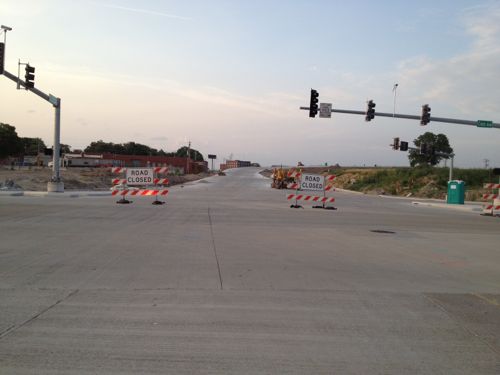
0,167 -> 499,374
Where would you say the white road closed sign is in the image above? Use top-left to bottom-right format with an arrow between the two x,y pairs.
300,174 -> 325,191
126,168 -> 154,186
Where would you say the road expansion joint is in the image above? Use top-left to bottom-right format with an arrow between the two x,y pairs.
0,289 -> 79,341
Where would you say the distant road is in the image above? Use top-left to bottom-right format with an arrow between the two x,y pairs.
0,167 -> 499,374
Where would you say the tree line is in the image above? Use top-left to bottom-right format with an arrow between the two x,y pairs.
2,122 -> 453,167
0,123 -> 204,161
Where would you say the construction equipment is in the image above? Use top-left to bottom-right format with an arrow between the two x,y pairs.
271,167 -> 298,189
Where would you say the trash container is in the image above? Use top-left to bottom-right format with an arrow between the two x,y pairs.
447,180 -> 465,204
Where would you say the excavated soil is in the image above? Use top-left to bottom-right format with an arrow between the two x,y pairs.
0,166 -> 210,191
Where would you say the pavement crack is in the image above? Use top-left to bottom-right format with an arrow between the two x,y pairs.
208,207 -> 223,290
0,289 -> 79,341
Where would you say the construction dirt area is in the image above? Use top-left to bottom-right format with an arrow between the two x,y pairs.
0,167 -> 211,191
0,165 -> 491,201
262,166 -> 491,201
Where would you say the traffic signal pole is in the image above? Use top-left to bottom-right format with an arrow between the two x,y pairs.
299,106 -> 500,129
2,69 -> 64,192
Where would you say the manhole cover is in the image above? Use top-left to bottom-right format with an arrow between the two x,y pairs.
370,230 -> 396,234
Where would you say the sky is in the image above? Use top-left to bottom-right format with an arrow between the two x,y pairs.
1,0 -> 500,168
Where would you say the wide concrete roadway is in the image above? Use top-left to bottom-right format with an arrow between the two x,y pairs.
0,167 -> 499,374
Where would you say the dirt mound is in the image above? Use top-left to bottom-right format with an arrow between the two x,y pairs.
0,167 -> 210,191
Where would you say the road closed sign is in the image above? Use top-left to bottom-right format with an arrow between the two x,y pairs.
126,168 -> 154,186
300,174 -> 325,191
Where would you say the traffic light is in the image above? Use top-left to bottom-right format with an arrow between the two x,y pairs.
400,141 -> 408,152
309,89 -> 319,118
420,104 -> 431,125
0,42 -> 4,74
392,137 -> 400,150
365,100 -> 375,121
420,143 -> 428,155
25,64 -> 35,89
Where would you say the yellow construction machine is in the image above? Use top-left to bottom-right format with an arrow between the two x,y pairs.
271,167 -> 299,189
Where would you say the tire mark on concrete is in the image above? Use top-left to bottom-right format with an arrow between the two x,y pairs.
207,207 -> 223,290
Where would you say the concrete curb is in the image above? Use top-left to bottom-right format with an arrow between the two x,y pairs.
21,191 -> 112,198
0,190 -> 24,196
411,201 -> 483,213
334,188 -> 365,195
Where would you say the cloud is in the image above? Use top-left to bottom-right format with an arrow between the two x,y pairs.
98,3 -> 193,21
389,4 -> 500,117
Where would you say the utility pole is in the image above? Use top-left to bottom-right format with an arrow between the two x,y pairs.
186,141 -> 191,175
1,25 -> 64,192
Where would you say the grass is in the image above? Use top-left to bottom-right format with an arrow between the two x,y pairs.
344,167 -> 492,199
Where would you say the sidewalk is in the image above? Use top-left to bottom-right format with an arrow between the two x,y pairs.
410,200 -> 484,213
376,192 -> 484,213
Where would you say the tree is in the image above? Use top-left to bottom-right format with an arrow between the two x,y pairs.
60,144 -> 72,154
175,146 -> 204,161
84,140 -> 163,155
84,140 -> 122,154
408,132 -> 453,167
122,142 -> 157,156
21,137 -> 46,156
0,123 -> 23,159
157,149 -> 175,157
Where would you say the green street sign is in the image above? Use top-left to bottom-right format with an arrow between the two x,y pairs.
477,120 -> 493,128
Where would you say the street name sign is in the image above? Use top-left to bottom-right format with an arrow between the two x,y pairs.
126,168 -> 154,186
477,120 -> 493,128
319,103 -> 332,118
300,174 -> 325,191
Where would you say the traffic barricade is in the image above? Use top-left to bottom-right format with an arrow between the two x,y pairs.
287,173 -> 337,210
482,183 -> 500,216
111,167 -> 169,205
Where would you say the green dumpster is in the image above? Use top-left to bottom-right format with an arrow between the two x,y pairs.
447,180 -> 465,204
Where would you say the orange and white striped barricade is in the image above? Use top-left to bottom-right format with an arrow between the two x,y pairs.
111,167 -> 170,204
287,173 -> 337,210
287,168 -> 302,180
287,168 -> 302,207
324,175 -> 336,192
111,189 -> 169,197
482,183 -> 500,216
287,193 -> 335,208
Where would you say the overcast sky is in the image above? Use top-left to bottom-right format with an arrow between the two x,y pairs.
1,0 -> 499,168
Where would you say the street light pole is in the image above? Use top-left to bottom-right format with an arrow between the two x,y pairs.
1,25 -> 64,191
392,83 -> 398,117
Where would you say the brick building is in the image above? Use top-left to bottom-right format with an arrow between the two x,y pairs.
220,160 -> 252,171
